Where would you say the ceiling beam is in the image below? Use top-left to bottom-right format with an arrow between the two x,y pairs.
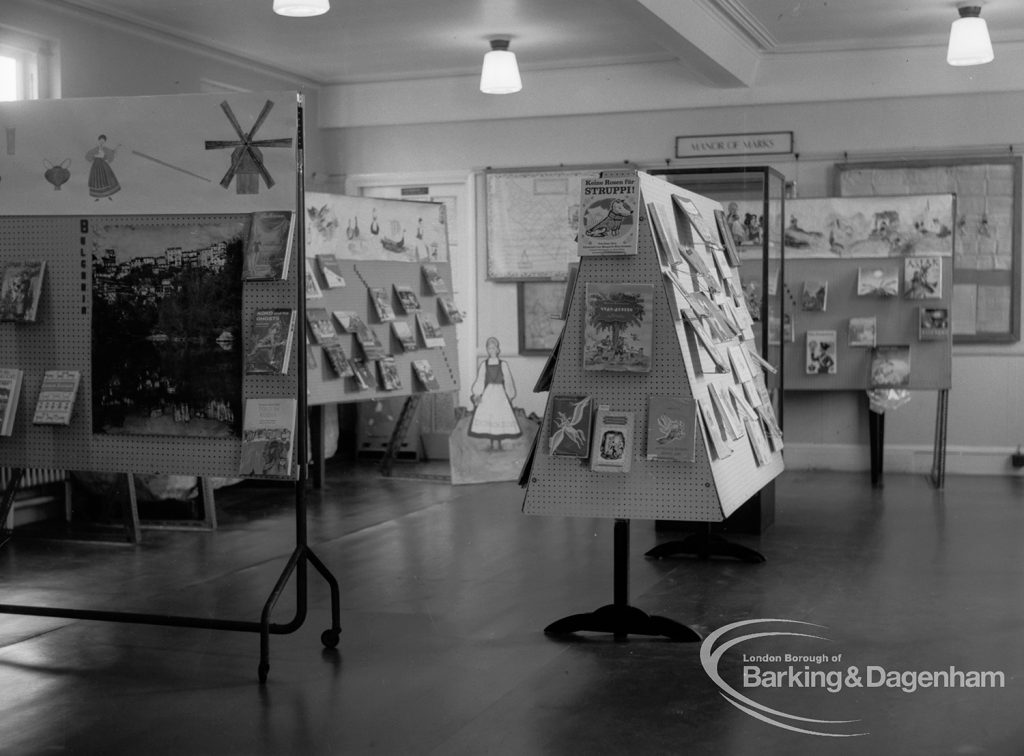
630,0 -> 759,87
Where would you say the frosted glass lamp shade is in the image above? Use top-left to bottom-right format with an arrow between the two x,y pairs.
480,40 -> 522,94
273,0 -> 330,17
947,7 -> 994,66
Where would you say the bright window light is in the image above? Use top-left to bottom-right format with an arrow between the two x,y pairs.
0,56 -> 17,101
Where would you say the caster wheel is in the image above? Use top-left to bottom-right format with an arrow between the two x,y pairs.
321,628 -> 341,649
258,662 -> 269,683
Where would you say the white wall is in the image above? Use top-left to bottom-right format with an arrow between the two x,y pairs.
323,91 -> 1024,474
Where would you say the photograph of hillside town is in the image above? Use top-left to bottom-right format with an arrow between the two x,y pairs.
91,218 -> 247,437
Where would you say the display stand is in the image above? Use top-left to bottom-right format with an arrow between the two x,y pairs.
522,171 -> 785,639
544,519 -> 700,640
0,91 -> 340,683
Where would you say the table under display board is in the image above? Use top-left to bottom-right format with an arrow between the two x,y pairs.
520,170 -> 784,639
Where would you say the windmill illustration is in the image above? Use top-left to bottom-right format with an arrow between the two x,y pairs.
204,100 -> 293,194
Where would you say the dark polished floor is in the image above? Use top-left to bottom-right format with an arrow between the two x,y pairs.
1,466 -> 1023,755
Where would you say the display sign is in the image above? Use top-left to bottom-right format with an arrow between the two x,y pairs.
675,131 -> 793,159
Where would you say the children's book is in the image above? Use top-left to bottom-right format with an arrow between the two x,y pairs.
0,261 -> 47,323
744,418 -> 772,466
0,368 -> 24,436
589,406 -> 635,473
243,211 -> 294,281
714,208 -> 742,267
304,259 -> 323,299
315,253 -> 346,288
806,330 -> 838,375
645,395 -> 697,462
411,359 -> 441,391
919,307 -> 950,341
354,326 -> 386,361
848,316 -> 877,348
32,369 -> 81,425
416,313 -> 445,348
238,397 -> 297,478
548,395 -> 593,458
306,307 -> 338,345
647,201 -> 681,269
697,397 -> 732,460
801,279 -> 828,311
332,310 -> 365,333
857,265 -> 899,296
422,264 -> 448,294
245,308 -> 295,375
394,284 -> 421,313
904,256 -> 942,299
578,173 -> 640,257
322,341 -> 355,378
727,344 -> 754,383
377,356 -> 402,390
743,280 -> 762,321
369,286 -> 396,322
582,282 -> 654,373
708,383 -> 744,441
351,359 -> 376,390
438,296 -> 464,324
870,345 -> 911,388
391,320 -> 418,351
671,194 -> 716,246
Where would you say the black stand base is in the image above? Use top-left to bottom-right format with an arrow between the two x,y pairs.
645,532 -> 765,563
545,603 -> 701,641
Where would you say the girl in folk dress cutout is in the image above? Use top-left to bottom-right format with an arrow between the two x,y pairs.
86,135 -> 121,200
468,337 -> 522,450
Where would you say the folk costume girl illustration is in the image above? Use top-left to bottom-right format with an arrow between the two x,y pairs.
468,337 -> 522,450
86,134 -> 121,200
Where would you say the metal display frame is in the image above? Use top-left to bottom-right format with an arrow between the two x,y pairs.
0,93 -> 340,683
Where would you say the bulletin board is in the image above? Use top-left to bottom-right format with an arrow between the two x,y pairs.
0,91 -> 300,478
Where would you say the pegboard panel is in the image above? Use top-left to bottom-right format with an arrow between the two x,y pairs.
0,211 -> 300,477
305,259 -> 459,406
522,172 -> 784,522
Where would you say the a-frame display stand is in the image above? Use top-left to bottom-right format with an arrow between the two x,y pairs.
522,171 -> 784,640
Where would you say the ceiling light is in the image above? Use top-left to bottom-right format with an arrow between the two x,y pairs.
273,0 -> 329,17
480,39 -> 522,95
947,5 -> 994,66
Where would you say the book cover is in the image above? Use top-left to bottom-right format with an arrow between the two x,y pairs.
589,407 -> 635,473
0,261 -> 47,323
743,280 -> 762,321
438,296 -> 464,324
671,194 -> 716,246
582,282 -> 654,373
315,253 -> 346,288
578,173 -> 639,257
904,255 -> 942,299
684,319 -> 730,373
332,310 -> 365,333
243,211 -> 293,281
756,404 -> 784,452
32,369 -> 81,425
304,259 -> 323,299
870,344 -> 911,388
714,208 -> 742,267
728,384 -> 759,422
806,330 -> 838,375
322,341 -> 355,378
416,313 -> 445,348
919,307 -> 950,341
369,286 -> 396,322
0,368 -> 24,436
697,397 -> 732,460
422,264 -> 448,294
394,284 -> 422,314
857,265 -> 899,296
411,359 -> 441,391
708,383 -> 744,441
245,308 -> 295,374
351,359 -> 376,390
848,316 -> 877,348
745,418 -> 773,466
645,395 -> 696,462
238,397 -> 297,477
548,395 -> 593,458
727,344 -> 754,383
306,307 -> 338,345
391,320 -> 418,351
801,279 -> 828,311
354,325 -> 386,361
377,356 -> 403,390
675,243 -> 718,291
647,201 -> 681,269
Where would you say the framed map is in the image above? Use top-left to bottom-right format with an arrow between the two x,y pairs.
485,168 -> 597,280
835,157 -> 1021,343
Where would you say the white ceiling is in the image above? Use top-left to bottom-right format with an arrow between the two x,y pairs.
49,0 -> 1024,88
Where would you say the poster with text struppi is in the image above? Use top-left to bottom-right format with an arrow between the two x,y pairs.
577,173 -> 639,256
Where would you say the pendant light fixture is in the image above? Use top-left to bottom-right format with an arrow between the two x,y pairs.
273,0 -> 330,17
480,39 -> 522,95
947,5 -> 994,66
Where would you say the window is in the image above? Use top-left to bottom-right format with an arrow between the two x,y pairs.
0,54 -> 17,101
0,27 -> 55,101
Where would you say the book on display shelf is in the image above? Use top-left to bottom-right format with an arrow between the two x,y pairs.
322,341 -> 355,378
0,368 -> 24,436
238,397 -> 297,478
697,397 -> 732,460
848,316 -> 877,348
589,406 -> 635,473
351,359 -> 376,390
390,320 -> 418,352
243,211 -> 293,281
394,284 -> 422,314
415,313 -> 445,348
315,253 -> 347,288
904,256 -> 942,299
411,359 -> 441,391
0,260 -> 46,323
645,395 -> 697,463
305,307 -> 338,345
582,282 -> 654,373
377,356 -> 402,390
332,310 -> 366,333
438,295 -> 464,324
918,307 -> 950,341
304,259 -> 323,299
548,395 -> 593,458
806,329 -> 838,375
245,308 -> 295,375
577,173 -> 640,257
421,264 -> 448,295
801,279 -> 828,312
32,369 -> 81,425
354,325 -> 386,361
870,344 -> 911,388
857,265 -> 899,297
369,286 -> 396,322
